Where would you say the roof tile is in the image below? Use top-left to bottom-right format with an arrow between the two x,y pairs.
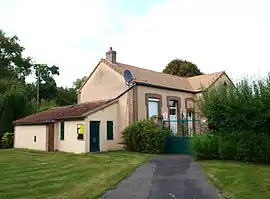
14,100 -> 111,125
103,59 -> 225,92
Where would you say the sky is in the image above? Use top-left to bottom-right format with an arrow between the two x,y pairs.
1,0 -> 269,87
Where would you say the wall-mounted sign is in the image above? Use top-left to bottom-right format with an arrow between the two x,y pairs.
77,124 -> 85,140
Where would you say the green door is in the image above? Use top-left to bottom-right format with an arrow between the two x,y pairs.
90,121 -> 100,152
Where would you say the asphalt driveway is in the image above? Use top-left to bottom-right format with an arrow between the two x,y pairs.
100,155 -> 220,199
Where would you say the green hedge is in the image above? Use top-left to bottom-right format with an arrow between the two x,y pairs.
195,76 -> 270,163
122,119 -> 173,154
190,131 -> 270,163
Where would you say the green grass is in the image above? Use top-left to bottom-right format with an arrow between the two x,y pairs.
0,149 -> 152,199
199,160 -> 270,199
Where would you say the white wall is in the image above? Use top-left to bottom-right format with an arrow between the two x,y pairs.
79,62 -> 127,103
54,120 -> 86,153
85,102 -> 121,152
14,125 -> 47,151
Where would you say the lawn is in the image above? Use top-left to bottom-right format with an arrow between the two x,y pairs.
0,149 -> 152,199
199,160 -> 270,199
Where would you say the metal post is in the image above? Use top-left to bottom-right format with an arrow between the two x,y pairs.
36,65 -> 40,112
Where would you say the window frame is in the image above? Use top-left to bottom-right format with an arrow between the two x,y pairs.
60,121 -> 65,140
145,93 -> 162,119
107,121 -> 114,140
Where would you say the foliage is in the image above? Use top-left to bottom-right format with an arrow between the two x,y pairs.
122,119 -> 173,154
0,87 -> 30,137
192,76 -> 270,163
0,30 -> 77,141
30,98 -> 58,112
199,76 -> 270,134
55,87 -> 76,105
0,132 -> 14,149
190,133 -> 219,159
0,29 -> 32,81
163,59 -> 203,77
73,76 -> 87,92
191,131 -> 270,163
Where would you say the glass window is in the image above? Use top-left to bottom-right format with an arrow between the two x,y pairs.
60,122 -> 65,140
107,121 -> 114,140
169,108 -> 176,115
148,100 -> 159,118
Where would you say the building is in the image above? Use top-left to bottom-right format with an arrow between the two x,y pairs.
13,48 -> 232,153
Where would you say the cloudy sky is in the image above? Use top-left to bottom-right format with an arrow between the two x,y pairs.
1,0 -> 269,87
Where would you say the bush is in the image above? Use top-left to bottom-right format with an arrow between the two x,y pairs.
196,75 -> 270,163
190,132 -> 219,159
218,134 -> 238,160
1,132 -> 14,149
122,119 -> 173,154
190,131 -> 270,163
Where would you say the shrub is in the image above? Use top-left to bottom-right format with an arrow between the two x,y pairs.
218,134 -> 238,160
1,132 -> 14,149
199,76 -> 270,137
196,75 -> 270,163
190,130 -> 270,163
190,132 -> 219,159
122,119 -> 173,154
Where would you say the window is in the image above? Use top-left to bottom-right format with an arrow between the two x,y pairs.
148,98 -> 159,118
77,124 -> 84,140
60,122 -> 65,140
34,136 -> 36,142
107,121 -> 114,140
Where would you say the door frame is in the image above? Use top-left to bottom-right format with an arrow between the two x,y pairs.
167,96 -> 181,134
47,123 -> 54,151
89,121 -> 100,152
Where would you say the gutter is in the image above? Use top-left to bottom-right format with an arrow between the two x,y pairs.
135,81 -> 201,94
14,85 -> 135,126
13,120 -> 56,126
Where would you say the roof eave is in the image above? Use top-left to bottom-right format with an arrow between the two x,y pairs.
135,81 -> 201,93
13,115 -> 86,126
13,120 -> 56,126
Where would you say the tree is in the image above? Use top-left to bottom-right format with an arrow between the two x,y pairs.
55,87 -> 76,106
0,29 -> 32,81
34,64 -> 59,110
0,88 -> 30,137
163,59 -> 203,77
73,76 -> 87,92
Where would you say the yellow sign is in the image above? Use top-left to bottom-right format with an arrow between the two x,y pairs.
80,124 -> 84,134
77,124 -> 85,134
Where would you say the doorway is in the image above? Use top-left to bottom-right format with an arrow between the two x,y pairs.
47,123 -> 54,151
90,121 -> 100,152
187,111 -> 194,137
169,100 -> 178,135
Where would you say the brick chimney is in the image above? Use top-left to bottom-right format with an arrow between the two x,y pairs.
106,47 -> 117,63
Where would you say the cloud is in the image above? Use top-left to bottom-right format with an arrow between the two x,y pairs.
109,0 -> 270,83
1,0 -> 269,87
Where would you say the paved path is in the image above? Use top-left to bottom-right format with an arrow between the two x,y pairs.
100,155 -> 220,199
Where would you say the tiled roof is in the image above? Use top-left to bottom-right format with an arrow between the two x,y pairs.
102,59 -> 225,92
13,100 -> 111,125
187,71 -> 225,90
